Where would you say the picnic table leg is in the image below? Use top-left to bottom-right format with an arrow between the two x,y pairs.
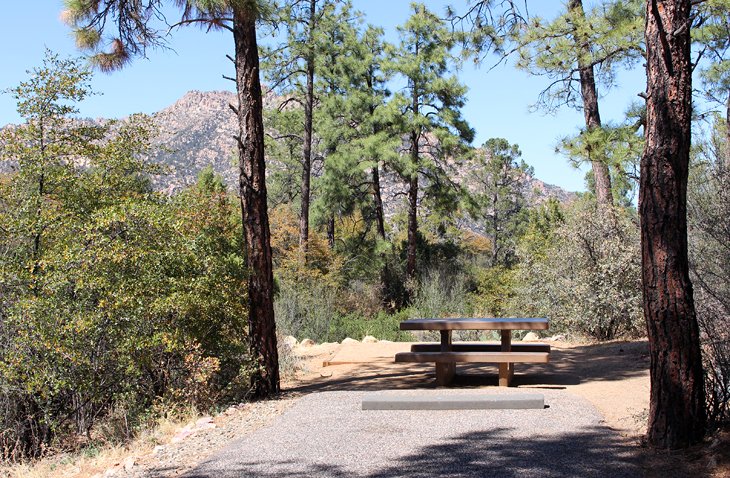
499,329 -> 514,387
435,330 -> 455,386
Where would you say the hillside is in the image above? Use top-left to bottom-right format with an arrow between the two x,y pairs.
2,90 -> 576,206
148,90 -> 575,202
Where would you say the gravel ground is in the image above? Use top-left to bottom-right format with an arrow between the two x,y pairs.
109,398 -> 298,478
182,389 -> 641,478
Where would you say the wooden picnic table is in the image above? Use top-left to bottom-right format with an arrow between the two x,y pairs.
396,318 -> 550,387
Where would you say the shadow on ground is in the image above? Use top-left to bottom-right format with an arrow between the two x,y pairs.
181,426 -> 659,478
287,341 -> 650,394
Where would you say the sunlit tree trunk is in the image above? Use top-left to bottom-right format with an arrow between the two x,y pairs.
233,7 -> 280,398
641,0 -> 705,449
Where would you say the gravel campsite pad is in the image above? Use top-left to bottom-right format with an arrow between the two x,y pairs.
184,389 -> 641,478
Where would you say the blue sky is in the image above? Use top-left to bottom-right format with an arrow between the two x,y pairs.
0,1 -> 648,192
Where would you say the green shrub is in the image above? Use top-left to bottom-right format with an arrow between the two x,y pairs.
326,310 -> 414,342
512,199 -> 643,340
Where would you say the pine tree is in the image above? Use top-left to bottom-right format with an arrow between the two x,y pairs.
641,0 -> 706,449
262,0 -> 343,254
63,0 -> 280,398
466,138 -> 532,268
315,19 -> 396,239
387,2 -> 474,281
454,1 -> 644,213
515,0 -> 643,210
693,0 -> 730,161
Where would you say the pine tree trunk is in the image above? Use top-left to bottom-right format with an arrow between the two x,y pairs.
327,215 -> 335,248
407,78 -> 420,282
407,170 -> 418,281
233,8 -> 280,398
641,0 -> 705,449
372,165 -> 386,240
299,0 -> 316,255
491,190 -> 499,267
569,0 -> 614,210
725,94 -> 730,167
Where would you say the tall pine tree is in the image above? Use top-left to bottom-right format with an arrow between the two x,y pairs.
466,138 -> 532,268
388,2 -> 474,281
641,0 -> 706,449
455,1 -> 644,213
262,0 -> 343,254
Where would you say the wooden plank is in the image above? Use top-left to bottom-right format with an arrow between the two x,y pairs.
400,317 -> 549,331
435,362 -> 456,386
410,343 -> 551,353
499,363 -> 515,387
435,330 -> 455,386
394,351 -> 550,364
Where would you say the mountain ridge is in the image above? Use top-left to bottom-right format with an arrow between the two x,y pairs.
2,90 -> 576,208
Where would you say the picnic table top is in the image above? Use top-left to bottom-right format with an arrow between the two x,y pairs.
399,317 -> 549,331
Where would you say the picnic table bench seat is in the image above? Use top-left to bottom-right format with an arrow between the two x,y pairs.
396,318 -> 550,387
408,342 -> 551,353
395,351 -> 550,364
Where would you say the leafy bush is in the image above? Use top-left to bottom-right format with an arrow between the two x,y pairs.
408,266 -> 473,319
0,56 -> 251,460
512,198 -> 643,340
326,310 -> 414,342
470,266 -> 517,317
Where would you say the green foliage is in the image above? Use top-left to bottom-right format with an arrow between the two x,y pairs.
269,204 -> 344,340
264,105 -> 305,207
313,21 -> 397,230
326,310 -> 414,343
408,266 -> 473,319
63,0 -> 269,71
693,0 -> 730,111
510,0 -> 644,111
386,2 -> 474,194
470,266 -> 517,317
512,198 -> 643,340
559,109 -> 644,206
0,54 -> 251,460
465,138 -> 532,267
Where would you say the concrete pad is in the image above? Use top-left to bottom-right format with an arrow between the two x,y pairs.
361,391 -> 545,410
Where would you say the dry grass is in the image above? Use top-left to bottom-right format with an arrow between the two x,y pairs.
0,407 -> 200,478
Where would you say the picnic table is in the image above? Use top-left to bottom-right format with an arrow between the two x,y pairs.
395,318 -> 550,387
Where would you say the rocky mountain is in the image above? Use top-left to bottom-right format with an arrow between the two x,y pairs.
2,90 -> 576,209
147,90 -> 575,201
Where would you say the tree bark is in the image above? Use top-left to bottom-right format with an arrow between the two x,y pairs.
641,0 -> 705,449
299,0 -> 316,255
406,75 -> 420,282
569,0 -> 614,210
372,165 -> 386,240
407,169 -> 418,281
233,8 -> 280,398
491,189 -> 499,267
327,214 -> 335,248
725,94 -> 730,170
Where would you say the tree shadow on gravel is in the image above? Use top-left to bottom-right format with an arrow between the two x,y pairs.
286,341 -> 649,393
181,426 -> 670,478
